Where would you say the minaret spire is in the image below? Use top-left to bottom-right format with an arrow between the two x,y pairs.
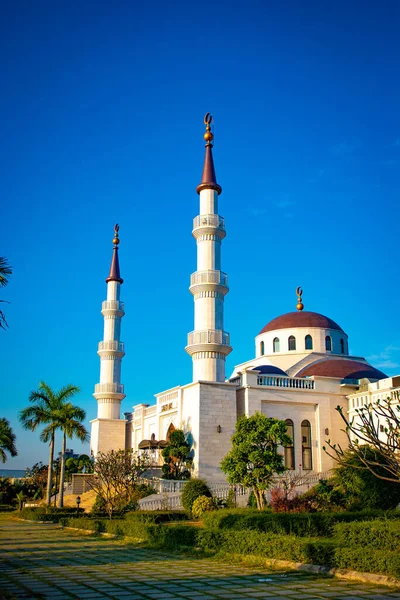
106,224 -> 123,284
185,114 -> 232,382
196,113 -> 222,195
90,225 -> 126,456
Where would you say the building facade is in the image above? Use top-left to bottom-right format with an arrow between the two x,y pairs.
90,116 -> 395,483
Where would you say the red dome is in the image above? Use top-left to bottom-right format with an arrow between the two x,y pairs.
259,311 -> 345,335
296,359 -> 386,380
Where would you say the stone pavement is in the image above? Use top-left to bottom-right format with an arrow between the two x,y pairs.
1,518 -> 400,600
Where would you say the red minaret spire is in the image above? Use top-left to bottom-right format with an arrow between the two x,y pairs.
106,224 -> 123,284
196,113 -> 222,195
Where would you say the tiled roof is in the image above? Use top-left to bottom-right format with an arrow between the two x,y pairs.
259,311 -> 344,335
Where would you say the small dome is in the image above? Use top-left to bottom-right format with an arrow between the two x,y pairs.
259,311 -> 345,335
296,359 -> 386,381
251,365 -> 288,376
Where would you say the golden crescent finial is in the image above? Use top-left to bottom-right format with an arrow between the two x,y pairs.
113,223 -> 120,246
296,286 -> 304,311
203,112 -> 214,145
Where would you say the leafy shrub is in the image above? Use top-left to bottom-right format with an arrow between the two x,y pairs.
202,508 -> 400,537
333,448 -> 400,510
334,519 -> 400,551
295,479 -> 346,512
192,495 -> 216,519
181,479 -> 211,515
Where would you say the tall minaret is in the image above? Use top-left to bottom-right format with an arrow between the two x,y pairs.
185,114 -> 232,382
91,225 -> 126,456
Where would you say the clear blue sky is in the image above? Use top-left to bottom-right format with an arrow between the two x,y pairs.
1,0 -> 399,469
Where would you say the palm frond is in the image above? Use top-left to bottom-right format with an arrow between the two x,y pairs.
0,257 -> 12,288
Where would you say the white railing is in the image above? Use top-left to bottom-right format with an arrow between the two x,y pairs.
193,214 -> 225,230
98,341 -> 124,352
257,376 -> 315,390
229,376 -> 242,386
94,383 -> 124,394
139,493 -> 183,511
102,300 -> 125,312
187,329 -> 230,346
190,270 -> 228,287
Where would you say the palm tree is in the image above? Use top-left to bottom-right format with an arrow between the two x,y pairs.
19,382 -> 80,505
0,418 -> 17,462
53,403 -> 88,508
0,256 -> 12,330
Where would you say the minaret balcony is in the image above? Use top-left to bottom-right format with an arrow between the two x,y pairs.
94,383 -> 125,395
192,214 -> 226,239
98,341 -> 125,354
190,270 -> 229,295
186,329 -> 232,356
188,329 -> 230,346
101,300 -> 125,315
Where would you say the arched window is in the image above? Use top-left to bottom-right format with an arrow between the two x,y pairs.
166,423 -> 175,442
288,335 -> 296,351
273,337 -> 280,353
340,338 -> 345,354
301,420 -> 312,470
260,341 -> 265,356
284,419 -> 295,469
305,335 -> 313,350
325,336 -> 332,351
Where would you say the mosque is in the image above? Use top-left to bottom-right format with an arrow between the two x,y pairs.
90,115 -> 399,482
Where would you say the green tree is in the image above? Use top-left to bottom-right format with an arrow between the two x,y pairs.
0,256 -> 12,330
324,394 -> 400,483
0,418 -> 17,462
161,429 -> 192,480
19,382 -> 80,505
221,412 -> 291,510
47,403 -> 88,508
77,454 -> 94,473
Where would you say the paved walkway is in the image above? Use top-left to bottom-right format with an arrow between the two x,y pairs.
1,518 -> 400,600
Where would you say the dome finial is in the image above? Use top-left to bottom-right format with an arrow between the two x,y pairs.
113,223 -> 120,247
296,286 -> 304,311
203,112 -> 214,146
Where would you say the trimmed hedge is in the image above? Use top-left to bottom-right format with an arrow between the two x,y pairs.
197,529 -> 336,565
20,507 -> 85,522
196,529 -> 400,578
63,516 -> 196,547
334,520 -> 400,551
64,517 -> 151,540
202,508 -> 400,537
64,515 -> 400,578
124,511 -> 188,523
334,547 -> 400,578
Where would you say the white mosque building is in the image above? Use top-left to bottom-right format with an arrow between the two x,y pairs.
90,115 -> 399,483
